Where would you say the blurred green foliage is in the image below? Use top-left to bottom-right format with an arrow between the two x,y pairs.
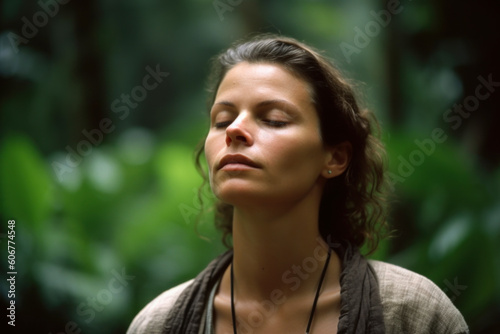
1,0 -> 499,333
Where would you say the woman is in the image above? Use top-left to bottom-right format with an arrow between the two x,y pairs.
127,35 -> 469,333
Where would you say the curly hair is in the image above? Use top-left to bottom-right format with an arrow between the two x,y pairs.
195,34 -> 389,254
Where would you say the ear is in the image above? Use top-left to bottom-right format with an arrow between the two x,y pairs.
322,141 -> 352,178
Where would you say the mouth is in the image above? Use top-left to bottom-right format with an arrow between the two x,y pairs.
218,154 -> 260,170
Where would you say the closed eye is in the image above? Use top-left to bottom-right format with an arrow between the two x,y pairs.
214,120 -> 233,129
263,120 -> 288,128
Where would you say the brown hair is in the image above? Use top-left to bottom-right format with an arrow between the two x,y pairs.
196,34 -> 389,254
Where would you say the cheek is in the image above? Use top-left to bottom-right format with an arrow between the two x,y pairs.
204,135 -> 217,170
274,136 -> 324,172
284,144 -> 325,187
204,134 -> 220,189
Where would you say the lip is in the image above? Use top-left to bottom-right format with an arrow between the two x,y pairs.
218,154 -> 260,170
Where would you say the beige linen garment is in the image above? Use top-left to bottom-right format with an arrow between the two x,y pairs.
127,261 -> 469,334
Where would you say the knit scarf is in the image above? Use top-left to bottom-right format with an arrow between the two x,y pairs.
162,244 -> 385,333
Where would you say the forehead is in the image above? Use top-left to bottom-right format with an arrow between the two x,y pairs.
214,62 -> 314,107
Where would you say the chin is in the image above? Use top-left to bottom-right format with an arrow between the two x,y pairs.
213,183 -> 266,206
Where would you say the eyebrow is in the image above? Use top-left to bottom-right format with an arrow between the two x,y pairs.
213,99 -> 299,113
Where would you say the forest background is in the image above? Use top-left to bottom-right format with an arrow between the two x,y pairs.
1,0 -> 499,332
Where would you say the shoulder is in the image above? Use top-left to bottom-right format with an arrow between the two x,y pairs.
126,279 -> 194,334
369,260 -> 469,334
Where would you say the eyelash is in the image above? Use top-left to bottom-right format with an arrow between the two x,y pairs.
264,120 -> 288,128
214,121 -> 232,129
214,119 -> 289,129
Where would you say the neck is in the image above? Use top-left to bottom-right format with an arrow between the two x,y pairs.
230,193 -> 341,301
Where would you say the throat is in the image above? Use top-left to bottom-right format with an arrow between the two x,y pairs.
229,208 -> 339,301
228,249 -> 337,334
231,235 -> 339,302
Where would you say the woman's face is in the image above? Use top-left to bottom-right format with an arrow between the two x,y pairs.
204,62 -> 332,208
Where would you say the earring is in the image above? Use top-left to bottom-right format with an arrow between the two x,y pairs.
327,170 -> 332,174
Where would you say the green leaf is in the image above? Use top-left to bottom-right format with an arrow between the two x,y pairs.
0,135 -> 54,228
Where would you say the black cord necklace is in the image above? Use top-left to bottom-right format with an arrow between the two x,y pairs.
230,248 -> 332,334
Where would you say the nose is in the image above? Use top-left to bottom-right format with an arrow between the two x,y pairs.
225,113 -> 254,147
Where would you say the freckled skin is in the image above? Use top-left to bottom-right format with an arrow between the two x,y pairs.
205,62 -> 330,210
